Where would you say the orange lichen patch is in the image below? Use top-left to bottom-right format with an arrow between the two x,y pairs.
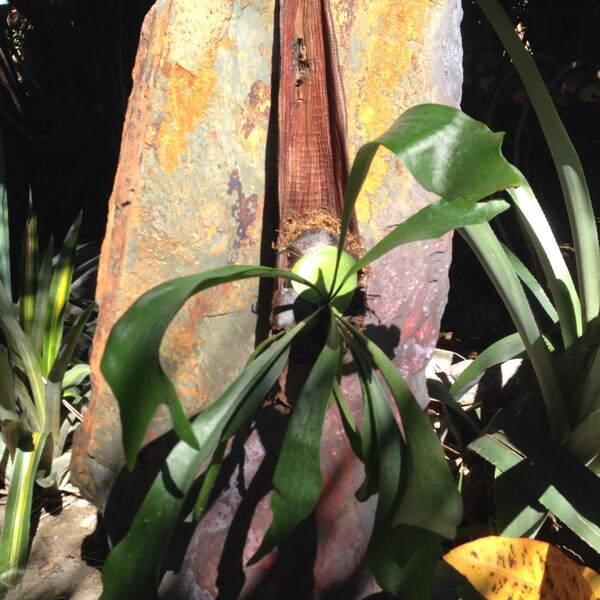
156,62 -> 217,174
242,80 -> 271,140
337,0 -> 435,226
155,2 -> 232,174
351,1 -> 433,140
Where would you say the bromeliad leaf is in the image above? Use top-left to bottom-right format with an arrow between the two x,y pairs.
470,410 -> 600,551
43,213 -> 82,375
449,332 -> 525,401
249,311 -> 341,565
19,214 -> 38,338
101,265 -> 313,470
0,432 -> 49,591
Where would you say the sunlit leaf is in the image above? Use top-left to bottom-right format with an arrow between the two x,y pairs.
0,280 -> 45,426
444,536 -> 594,599
581,566 -> 600,597
338,103 -> 522,255
347,195 -> 509,281
475,0 -> 600,325
0,432 -> 49,590
448,333 -> 524,401
43,213 -> 81,375
19,213 -> 38,339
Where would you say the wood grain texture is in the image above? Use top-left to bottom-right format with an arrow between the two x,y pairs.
278,0 -> 355,230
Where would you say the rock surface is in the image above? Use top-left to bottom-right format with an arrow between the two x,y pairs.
70,0 -> 464,597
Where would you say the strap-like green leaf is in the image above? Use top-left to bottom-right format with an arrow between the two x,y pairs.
460,223 -> 570,443
494,467 -> 547,538
345,322 -> 463,540
507,184 -> 581,345
469,410 -> 600,553
427,379 -> 481,435
567,408 -> 600,467
332,380 -> 362,460
0,345 -> 18,422
557,316 -> 600,425
342,329 -> 402,519
249,311 -> 341,564
0,431 -> 49,591
0,144 -> 11,300
501,242 -> 559,325
344,195 -> 509,284
102,265 -> 313,470
31,242 -> 54,355
476,0 -> 600,326
19,214 -> 38,338
100,317 -> 307,600
44,302 -> 97,452
367,523 -> 441,600
43,213 -> 82,375
448,332 -> 525,401
0,280 -> 45,427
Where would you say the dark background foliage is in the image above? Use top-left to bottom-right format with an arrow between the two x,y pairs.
0,0 -> 154,254
0,0 -> 598,319
443,0 -> 600,352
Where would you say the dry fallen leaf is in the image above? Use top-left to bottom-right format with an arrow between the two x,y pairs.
582,566 -> 600,598
444,536 -> 596,599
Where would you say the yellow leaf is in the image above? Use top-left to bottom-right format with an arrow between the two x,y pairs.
444,536 -> 594,599
581,566 -> 600,598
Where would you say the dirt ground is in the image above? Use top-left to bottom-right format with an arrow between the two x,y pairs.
1,486 -> 106,600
